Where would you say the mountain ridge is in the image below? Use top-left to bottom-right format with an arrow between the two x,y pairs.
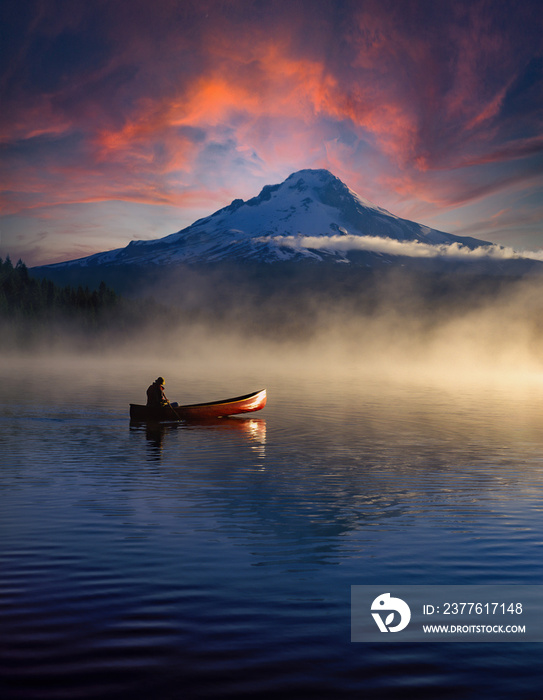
39,169 -> 495,270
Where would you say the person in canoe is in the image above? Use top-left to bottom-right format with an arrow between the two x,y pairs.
146,377 -> 170,407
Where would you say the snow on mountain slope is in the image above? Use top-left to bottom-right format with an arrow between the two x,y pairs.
46,169 -> 493,268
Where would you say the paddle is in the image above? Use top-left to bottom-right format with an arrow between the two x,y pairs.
165,401 -> 181,421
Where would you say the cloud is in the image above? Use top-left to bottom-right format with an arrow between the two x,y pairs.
265,234 -> 543,262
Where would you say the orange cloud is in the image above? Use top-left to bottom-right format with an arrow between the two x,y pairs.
90,31 -> 424,189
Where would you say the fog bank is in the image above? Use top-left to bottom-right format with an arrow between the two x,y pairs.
5,266 -> 543,392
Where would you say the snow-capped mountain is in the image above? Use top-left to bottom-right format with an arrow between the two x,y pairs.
44,169 -> 493,269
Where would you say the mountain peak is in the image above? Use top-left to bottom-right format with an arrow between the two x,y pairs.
285,168 -> 336,185
271,168 -> 347,196
237,168 -> 381,218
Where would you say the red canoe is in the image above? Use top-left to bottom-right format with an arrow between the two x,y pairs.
130,388 -> 267,421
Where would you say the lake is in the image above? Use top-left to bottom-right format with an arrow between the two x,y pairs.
1,353 -> 542,699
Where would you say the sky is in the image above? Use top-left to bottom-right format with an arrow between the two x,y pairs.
1,0 -> 542,267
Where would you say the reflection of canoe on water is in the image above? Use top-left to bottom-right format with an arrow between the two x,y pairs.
130,389 -> 267,422
137,417 -> 266,446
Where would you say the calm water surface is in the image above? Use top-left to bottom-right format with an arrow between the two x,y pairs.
1,357 -> 542,699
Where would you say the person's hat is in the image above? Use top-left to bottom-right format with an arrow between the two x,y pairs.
156,377 -> 165,384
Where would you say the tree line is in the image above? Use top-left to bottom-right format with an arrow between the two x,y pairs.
0,257 -> 190,351
0,257 -> 119,321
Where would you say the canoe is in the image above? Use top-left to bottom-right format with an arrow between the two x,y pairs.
130,388 -> 267,422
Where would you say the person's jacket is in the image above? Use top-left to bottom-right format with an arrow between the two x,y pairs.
146,381 -> 167,406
